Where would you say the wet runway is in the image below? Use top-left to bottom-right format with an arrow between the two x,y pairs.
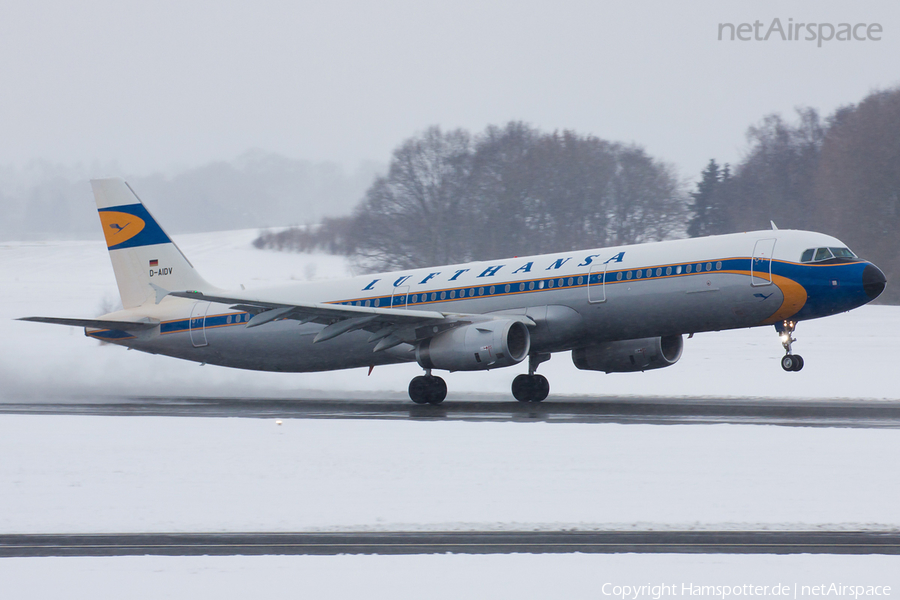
2,394 -> 900,428
3,531 -> 900,557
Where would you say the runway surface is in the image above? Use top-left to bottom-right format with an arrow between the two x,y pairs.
3,531 -> 900,557
2,395 -> 900,428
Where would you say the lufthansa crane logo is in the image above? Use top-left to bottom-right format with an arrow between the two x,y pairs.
99,211 -> 146,248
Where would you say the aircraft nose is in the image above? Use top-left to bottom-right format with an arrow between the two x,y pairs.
862,263 -> 886,300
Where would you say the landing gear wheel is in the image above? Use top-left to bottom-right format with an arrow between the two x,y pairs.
512,374 -> 531,402
428,376 -> 447,404
780,355 -> 794,372
408,375 -> 447,404
781,354 -> 804,372
511,374 -> 550,402
531,375 -> 550,402
408,376 -> 431,404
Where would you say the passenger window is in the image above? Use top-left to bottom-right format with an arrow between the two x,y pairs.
800,249 -> 814,263
814,248 -> 833,261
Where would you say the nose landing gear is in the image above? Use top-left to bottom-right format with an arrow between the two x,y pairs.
776,320 -> 804,372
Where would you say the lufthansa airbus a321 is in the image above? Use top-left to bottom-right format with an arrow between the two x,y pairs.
21,178 -> 887,404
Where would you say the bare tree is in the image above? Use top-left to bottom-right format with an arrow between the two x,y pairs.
607,145 -> 684,244
467,122 -> 546,258
348,122 -> 686,272
350,126 -> 473,271
814,88 -> 900,303
727,108 -> 824,231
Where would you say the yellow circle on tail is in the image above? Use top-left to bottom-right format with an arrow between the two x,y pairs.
99,211 -> 146,248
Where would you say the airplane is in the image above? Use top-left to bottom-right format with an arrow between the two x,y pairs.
20,178 -> 887,404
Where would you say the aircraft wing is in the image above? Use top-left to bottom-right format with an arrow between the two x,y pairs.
17,316 -> 160,331
168,290 -> 534,350
169,290 -> 447,322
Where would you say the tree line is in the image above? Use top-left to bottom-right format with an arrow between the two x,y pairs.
256,122 -> 685,270
688,87 -> 899,303
260,87 -> 899,304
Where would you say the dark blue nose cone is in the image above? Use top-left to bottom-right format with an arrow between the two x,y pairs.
863,263 -> 886,300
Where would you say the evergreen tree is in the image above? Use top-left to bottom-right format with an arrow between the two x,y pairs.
687,159 -> 721,237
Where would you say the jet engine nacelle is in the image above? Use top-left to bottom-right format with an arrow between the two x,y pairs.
416,319 -> 531,372
572,334 -> 683,373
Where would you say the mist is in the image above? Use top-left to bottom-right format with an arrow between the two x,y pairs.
1,0 -> 897,209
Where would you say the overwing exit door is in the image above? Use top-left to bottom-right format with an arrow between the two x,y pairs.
588,263 -> 607,303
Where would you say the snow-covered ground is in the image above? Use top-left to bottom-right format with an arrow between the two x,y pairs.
1,230 -> 898,400
2,554 -> 899,600
1,231 -> 898,532
2,415 -> 899,533
2,231 -> 899,593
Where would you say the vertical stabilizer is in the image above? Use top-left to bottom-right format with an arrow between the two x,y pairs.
91,178 -> 217,308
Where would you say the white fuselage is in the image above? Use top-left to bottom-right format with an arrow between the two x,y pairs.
89,228 -> 878,373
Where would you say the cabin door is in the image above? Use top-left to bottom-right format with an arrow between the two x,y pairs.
751,238 -> 777,286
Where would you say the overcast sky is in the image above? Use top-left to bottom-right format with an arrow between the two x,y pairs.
1,0 -> 897,180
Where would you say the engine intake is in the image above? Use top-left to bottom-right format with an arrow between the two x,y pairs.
572,335 -> 683,373
417,319 -> 531,372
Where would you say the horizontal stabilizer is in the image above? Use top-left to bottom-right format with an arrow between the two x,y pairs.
17,316 -> 160,331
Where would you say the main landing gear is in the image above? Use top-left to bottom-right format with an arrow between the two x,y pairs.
408,353 -> 553,404
408,370 -> 447,404
511,353 -> 551,403
776,320 -> 804,372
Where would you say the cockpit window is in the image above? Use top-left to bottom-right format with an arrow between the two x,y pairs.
800,247 -> 857,263
830,247 -> 856,259
814,248 -> 834,261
